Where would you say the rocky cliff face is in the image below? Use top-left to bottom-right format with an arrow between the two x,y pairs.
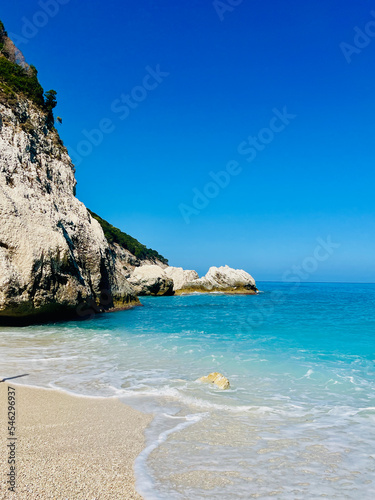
0,95 -> 139,322
0,22 -> 257,321
0,25 -> 150,323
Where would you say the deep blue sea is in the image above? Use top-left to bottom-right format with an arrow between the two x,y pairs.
1,282 -> 375,499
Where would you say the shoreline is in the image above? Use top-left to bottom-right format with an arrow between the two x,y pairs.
0,301 -> 142,327
0,383 -> 153,499
0,291 -> 258,327
174,289 -> 258,295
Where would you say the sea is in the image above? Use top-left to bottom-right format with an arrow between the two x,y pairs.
1,282 -> 375,499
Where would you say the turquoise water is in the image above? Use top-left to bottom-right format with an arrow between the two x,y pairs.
1,282 -> 375,498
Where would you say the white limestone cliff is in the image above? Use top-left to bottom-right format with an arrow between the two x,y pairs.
0,97 -> 138,321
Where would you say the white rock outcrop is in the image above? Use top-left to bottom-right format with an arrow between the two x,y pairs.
0,97 -> 138,321
178,265 -> 257,294
128,265 -> 174,296
164,266 -> 199,291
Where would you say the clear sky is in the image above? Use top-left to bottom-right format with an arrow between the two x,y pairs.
1,0 -> 375,282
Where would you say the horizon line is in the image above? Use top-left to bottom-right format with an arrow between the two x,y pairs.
257,280 -> 375,285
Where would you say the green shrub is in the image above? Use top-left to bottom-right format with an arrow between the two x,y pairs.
0,57 -> 45,107
44,89 -> 57,127
88,210 -> 168,265
0,20 -> 58,124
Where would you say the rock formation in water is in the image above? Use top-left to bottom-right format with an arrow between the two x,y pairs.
175,265 -> 257,294
128,265 -> 174,296
164,266 -> 199,292
128,264 -> 258,296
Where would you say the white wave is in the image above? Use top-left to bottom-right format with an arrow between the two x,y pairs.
301,369 -> 314,379
134,413 -> 205,500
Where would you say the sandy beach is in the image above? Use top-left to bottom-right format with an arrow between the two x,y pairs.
0,383 -> 152,499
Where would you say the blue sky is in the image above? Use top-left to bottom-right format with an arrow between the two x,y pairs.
1,0 -> 375,281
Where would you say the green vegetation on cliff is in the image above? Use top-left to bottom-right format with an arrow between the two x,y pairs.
0,58 -> 45,107
0,19 -> 57,124
88,210 -> 168,265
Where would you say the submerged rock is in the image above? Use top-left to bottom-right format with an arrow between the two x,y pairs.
128,265 -> 174,296
198,372 -> 230,390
